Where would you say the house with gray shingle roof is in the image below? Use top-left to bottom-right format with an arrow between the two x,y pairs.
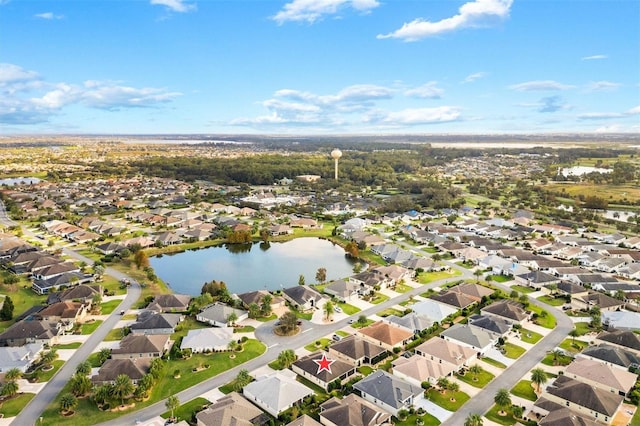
130,312 -> 182,335
319,393 -> 391,426
282,285 -> 326,312
111,334 -> 171,359
440,323 -> 500,355
578,344 -> 640,371
196,303 -> 248,327
291,352 -> 356,390
243,370 -> 314,417
596,329 -> 640,354
328,336 -> 388,367
481,300 -> 529,324
353,370 -> 422,416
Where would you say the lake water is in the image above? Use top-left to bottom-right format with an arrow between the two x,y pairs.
150,237 -> 356,296
0,177 -> 41,186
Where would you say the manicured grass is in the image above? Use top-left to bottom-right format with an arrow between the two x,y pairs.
100,299 -> 123,314
481,357 -> 506,369
305,338 -> 331,352
233,325 -> 255,333
377,308 -> 404,318
219,376 -> 255,395
268,359 -> 286,370
454,262 -> 475,270
0,393 -> 35,417
54,342 -> 82,350
545,182 -> 640,204
81,320 -> 103,334
511,285 -> 535,294
529,305 -> 556,329
337,301 -> 360,315
456,368 -> 495,388
393,283 -> 413,293
350,319 -> 375,329
537,295 -> 566,306
519,329 -> 543,344
336,330 -> 350,337
395,412 -> 441,426
86,352 -> 104,368
503,343 -> 526,359
357,365 -> 374,375
574,322 -> 595,336
256,313 -> 277,322
0,285 -> 47,332
100,275 -> 128,296
104,327 -> 125,341
541,352 -> 573,367
40,339 -> 266,426
425,388 -> 470,411
511,380 -> 537,401
417,270 -> 462,284
293,310 -> 313,321
559,338 -> 589,354
37,360 -> 65,382
369,293 -> 389,305
488,275 -> 513,283
485,404 -> 518,426
630,406 -> 640,426
160,397 -> 210,422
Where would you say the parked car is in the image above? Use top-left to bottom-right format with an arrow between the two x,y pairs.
347,318 -> 355,324
334,306 -> 342,313
332,334 -> 341,341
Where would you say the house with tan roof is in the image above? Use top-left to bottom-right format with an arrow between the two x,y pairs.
392,354 -> 455,386
146,294 -> 192,313
291,352 -> 356,390
328,335 -> 389,367
319,393 -> 391,426
111,334 -> 171,359
35,301 -> 90,324
429,291 -> 476,310
414,337 -> 477,372
564,357 -> 638,396
538,407 -> 599,426
481,300 -> 529,325
91,358 -> 151,385
195,392 -> 269,426
356,321 -> 413,351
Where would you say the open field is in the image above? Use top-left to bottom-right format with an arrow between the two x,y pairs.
545,183 -> 640,205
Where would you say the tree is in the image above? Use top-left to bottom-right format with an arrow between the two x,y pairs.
464,413 -> 483,426
469,364 -> 482,382
437,377 -> 450,394
1,380 -> 18,398
234,369 -> 252,391
324,300 -> 334,321
568,328 -> 579,344
228,339 -> 239,353
278,311 -> 299,334
473,269 -> 483,284
93,264 -> 105,278
40,349 -> 58,368
59,393 -> 78,413
357,314 -> 368,325
76,361 -> 91,376
4,368 -> 21,382
590,305 -> 602,329
512,405 -> 524,419
133,250 -> 149,269
149,358 -> 165,381
494,388 -> 512,415
248,302 -> 260,319
344,241 -> 359,258
92,384 -> 111,407
165,395 -> 180,421
353,262 -> 363,273
0,296 -> 14,321
447,381 -> 460,394
531,368 -> 547,394
551,349 -> 564,366
260,294 -> 272,316
315,267 -> 327,283
97,348 -> 111,365
227,312 -> 238,326
111,374 -> 134,406
277,349 -> 297,369
298,274 -> 305,286
70,373 -> 92,397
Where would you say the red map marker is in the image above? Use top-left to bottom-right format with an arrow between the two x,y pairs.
314,353 -> 335,375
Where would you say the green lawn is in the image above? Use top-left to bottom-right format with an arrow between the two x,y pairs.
357,365 -> 374,375
511,380 -> 537,401
529,305 -> 556,329
305,338 -> 331,352
417,270 -> 462,284
393,283 -> 413,293
503,343 -> 526,359
37,360 -> 65,382
292,310 -> 313,321
456,368 -> 495,388
0,285 -> 47,332
337,301 -> 360,315
336,330 -> 350,337
369,293 -> 389,305
485,404 -> 518,426
81,320 -> 103,335
481,357 -> 506,369
395,412 -> 441,426
488,275 -> 513,283
0,393 -> 35,417
454,262 -> 475,270
40,339 -> 266,426
541,352 -> 573,367
233,325 -> 255,333
160,397 -> 210,422
377,308 -> 404,317
104,327 -> 125,341
99,300 -> 123,314
86,352 -> 104,368
631,406 -> 640,426
519,329 -> 543,344
350,319 -> 375,329
53,342 -> 82,350
425,389 -> 470,411
574,322 -> 595,336
256,313 -> 277,322
537,295 -> 566,306
268,359 -> 285,370
559,338 -> 589,354
510,285 -> 535,294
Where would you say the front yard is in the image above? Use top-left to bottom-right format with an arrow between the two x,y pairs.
425,388 -> 470,411
511,380 -> 537,401
456,368 -> 495,388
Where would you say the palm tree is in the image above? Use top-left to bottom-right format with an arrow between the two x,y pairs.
92,384 -> 111,407
437,377 -> 450,394
76,361 -> 91,376
551,349 -> 564,366
149,358 -> 165,381
59,393 -> 78,413
234,369 -> 252,391
248,303 -> 260,319
531,368 -> 547,394
494,388 -> 512,415
226,312 -> 238,327
277,349 -> 297,369
4,368 -> 21,382
464,413 -> 483,426
447,381 -> 460,400
260,294 -> 272,316
1,380 -> 19,398
70,373 -> 92,397
568,328 -> 580,345
227,339 -> 239,353
165,395 -> 179,421
324,300 -> 334,321
469,364 -> 482,382
40,349 -> 58,369
111,374 -> 134,406
97,348 -> 111,365
473,269 -> 483,283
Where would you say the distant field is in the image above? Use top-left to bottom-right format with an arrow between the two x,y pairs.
545,183 -> 640,204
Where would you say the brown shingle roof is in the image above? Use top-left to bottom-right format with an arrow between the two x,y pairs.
358,321 -> 413,347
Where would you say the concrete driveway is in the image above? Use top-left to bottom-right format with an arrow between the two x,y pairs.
413,395 -> 454,422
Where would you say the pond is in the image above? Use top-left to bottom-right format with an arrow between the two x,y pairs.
150,237 -> 356,296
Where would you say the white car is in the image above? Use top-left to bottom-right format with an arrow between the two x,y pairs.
334,306 -> 342,313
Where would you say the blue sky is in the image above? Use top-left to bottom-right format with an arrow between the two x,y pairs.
1,0 -> 639,134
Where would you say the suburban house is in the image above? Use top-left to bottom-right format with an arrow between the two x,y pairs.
196,303 -> 248,327
323,279 -> 360,302
468,315 -> 511,336
449,283 -> 494,302
319,393 -> 391,426
0,342 -> 44,373
91,358 -> 150,385
195,392 -> 270,426
291,352 -> 356,390
146,294 -> 192,313
383,313 -> 433,336
129,312 -> 182,335
111,334 -> 172,359
31,262 -> 81,281
180,327 -> 234,353
243,370 -> 314,417
282,286 -> 326,312
356,321 -> 413,351
573,293 -> 624,312
236,290 -> 285,311
578,344 -> 640,371
440,324 -> 500,356
32,271 -> 94,295
353,370 -> 422,416
410,299 -> 458,323
538,408 -> 599,426
34,301 -> 90,324
414,337 -> 477,372
0,320 -> 65,347
328,335 -> 389,367
515,271 -> 560,288
563,357 -> 638,396
429,290 -> 476,310
481,300 -> 529,325
46,284 -> 102,305
601,311 -> 640,331
595,329 -> 640,355
392,354 -> 455,386
287,415 -> 322,426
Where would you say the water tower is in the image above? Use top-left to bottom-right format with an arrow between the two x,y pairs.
331,148 -> 342,180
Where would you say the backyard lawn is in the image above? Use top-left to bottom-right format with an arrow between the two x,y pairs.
484,404 -> 518,426
511,380 -> 537,401
519,329 -> 543,344
503,343 -> 526,359
160,397 -> 210,422
536,295 -> 566,306
425,389 -> 470,411
456,368 -> 495,388
0,393 -> 35,417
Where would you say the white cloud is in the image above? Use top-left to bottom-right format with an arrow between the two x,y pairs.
627,106 -> 640,115
0,63 -> 182,125
367,106 -> 461,124
35,12 -> 64,19
509,80 -> 574,91
404,82 -> 443,99
377,0 -> 512,41
578,112 -> 623,120
582,54 -> 607,60
272,0 -> 379,24
586,81 -> 620,92
462,72 -> 487,83
150,0 -> 196,13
